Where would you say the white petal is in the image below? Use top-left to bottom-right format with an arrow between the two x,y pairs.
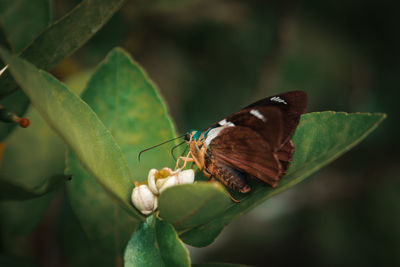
157,175 -> 180,193
147,168 -> 159,195
131,184 -> 157,215
153,196 -> 158,211
178,169 -> 195,184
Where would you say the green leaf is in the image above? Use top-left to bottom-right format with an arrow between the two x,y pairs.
163,112 -> 385,247
77,47 -> 178,180
66,47 -> 178,261
0,0 -> 51,53
0,0 -> 125,96
124,215 -> 190,267
159,183 -> 231,231
0,0 -> 125,140
0,47 -> 138,218
0,174 -> 70,200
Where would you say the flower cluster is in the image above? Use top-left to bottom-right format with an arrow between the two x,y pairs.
131,167 -> 195,215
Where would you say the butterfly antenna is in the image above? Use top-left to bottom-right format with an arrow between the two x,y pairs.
170,141 -> 186,161
138,134 -> 185,162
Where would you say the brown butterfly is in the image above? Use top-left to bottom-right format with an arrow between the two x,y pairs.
176,91 -> 307,194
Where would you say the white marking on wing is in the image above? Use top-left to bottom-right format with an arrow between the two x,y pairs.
250,109 -> 267,122
218,119 -> 234,127
270,96 -> 287,104
205,124 -> 234,146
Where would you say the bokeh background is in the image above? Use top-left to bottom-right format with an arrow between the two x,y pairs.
1,0 -> 399,266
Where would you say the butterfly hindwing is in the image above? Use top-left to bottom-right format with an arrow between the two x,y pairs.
276,139 -> 294,176
207,126 -> 283,187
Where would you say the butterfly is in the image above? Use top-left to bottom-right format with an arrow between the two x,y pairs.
176,91 -> 308,194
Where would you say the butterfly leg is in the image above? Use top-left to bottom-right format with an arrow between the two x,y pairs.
202,169 -> 211,178
228,192 -> 240,203
203,169 -> 218,183
175,151 -> 194,170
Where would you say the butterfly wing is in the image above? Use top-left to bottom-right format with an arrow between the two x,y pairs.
206,106 -> 285,187
208,126 -> 282,187
204,91 -> 307,188
208,91 -> 307,148
221,105 -> 285,149
244,90 -> 307,146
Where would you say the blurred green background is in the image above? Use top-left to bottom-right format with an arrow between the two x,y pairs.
1,0 -> 399,266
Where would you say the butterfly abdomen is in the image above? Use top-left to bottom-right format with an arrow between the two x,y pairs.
205,154 -> 251,193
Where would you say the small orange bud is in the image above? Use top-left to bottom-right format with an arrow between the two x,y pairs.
18,118 -> 30,128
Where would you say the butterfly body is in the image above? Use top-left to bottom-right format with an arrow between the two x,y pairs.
182,91 -> 307,193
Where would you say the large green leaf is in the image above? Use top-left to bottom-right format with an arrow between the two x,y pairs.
0,0 -> 125,96
0,0 -> 125,140
124,215 -> 190,267
76,47 -> 178,180
66,48 -> 177,262
0,47 -> 139,217
159,112 -> 385,247
0,0 -> 51,53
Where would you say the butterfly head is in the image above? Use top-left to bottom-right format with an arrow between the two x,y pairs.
184,130 -> 202,143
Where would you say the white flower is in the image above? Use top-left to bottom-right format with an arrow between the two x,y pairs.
131,167 -> 195,215
131,184 -> 158,215
147,168 -> 195,195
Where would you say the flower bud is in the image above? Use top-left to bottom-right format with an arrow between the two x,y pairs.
131,184 -> 158,215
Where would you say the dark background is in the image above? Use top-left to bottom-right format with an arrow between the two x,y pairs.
6,0 -> 400,266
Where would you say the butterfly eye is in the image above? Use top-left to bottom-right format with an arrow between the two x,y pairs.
184,133 -> 191,141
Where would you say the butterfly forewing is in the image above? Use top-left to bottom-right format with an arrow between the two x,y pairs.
244,90 -> 307,146
221,106 -> 284,150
